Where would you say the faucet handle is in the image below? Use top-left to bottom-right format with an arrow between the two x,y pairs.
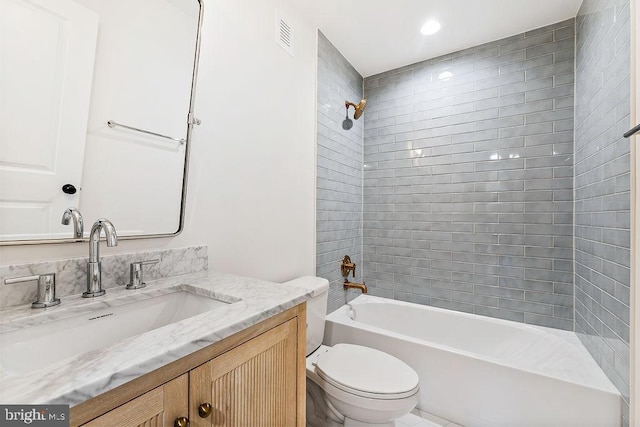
126,259 -> 160,290
4,273 -> 60,309
341,255 -> 356,278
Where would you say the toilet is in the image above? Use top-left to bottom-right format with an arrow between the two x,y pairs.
283,276 -> 419,427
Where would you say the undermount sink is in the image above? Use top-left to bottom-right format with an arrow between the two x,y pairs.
0,287 -> 235,376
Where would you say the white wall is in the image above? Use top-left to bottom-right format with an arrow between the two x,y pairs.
0,0 -> 317,283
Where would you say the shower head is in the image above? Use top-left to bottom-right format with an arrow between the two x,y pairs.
345,99 -> 367,120
342,105 -> 353,130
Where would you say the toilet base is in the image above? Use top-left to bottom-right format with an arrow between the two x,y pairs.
306,378 -> 342,427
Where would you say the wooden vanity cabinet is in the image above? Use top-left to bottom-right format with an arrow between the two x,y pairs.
189,318 -> 298,427
82,375 -> 188,427
72,303 -> 306,427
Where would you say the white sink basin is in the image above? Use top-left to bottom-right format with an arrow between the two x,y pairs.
0,288 -> 233,375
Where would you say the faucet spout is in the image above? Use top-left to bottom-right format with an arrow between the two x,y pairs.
88,219 -> 118,263
84,219 -> 118,298
61,208 -> 84,239
344,280 -> 367,294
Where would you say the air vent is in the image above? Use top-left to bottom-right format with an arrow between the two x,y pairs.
276,11 -> 294,56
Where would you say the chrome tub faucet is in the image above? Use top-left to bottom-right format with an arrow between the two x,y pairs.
84,219 -> 118,298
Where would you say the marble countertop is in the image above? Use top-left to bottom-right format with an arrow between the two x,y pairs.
0,270 -> 312,406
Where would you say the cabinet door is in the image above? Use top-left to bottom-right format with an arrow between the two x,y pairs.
82,374 -> 188,427
190,319 -> 298,427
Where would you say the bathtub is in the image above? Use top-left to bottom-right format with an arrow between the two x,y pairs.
324,295 -> 621,427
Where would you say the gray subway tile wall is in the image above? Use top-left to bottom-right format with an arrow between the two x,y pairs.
574,0 -> 631,423
316,32 -> 364,312
362,19 -> 575,331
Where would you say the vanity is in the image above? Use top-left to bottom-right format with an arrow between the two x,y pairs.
0,270 -> 311,427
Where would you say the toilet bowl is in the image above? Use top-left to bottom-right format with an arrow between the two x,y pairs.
307,344 -> 419,426
282,276 -> 420,426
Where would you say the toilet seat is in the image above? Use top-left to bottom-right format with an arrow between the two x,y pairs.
315,343 -> 419,400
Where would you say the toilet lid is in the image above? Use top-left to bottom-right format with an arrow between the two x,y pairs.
315,344 -> 419,397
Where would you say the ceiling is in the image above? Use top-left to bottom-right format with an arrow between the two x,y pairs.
292,0 -> 583,77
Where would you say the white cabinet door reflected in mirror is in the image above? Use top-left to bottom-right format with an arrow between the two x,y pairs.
0,0 -> 201,244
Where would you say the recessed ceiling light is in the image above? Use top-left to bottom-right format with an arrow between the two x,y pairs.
438,71 -> 454,80
420,20 -> 441,36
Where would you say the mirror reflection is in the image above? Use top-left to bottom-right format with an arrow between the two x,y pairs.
0,0 -> 200,243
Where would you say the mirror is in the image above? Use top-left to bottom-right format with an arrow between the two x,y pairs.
0,0 -> 202,244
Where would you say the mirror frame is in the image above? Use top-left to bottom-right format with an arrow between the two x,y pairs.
2,0 -> 204,246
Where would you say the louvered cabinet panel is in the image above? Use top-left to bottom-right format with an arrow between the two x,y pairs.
190,319 -> 298,427
82,374 -> 188,427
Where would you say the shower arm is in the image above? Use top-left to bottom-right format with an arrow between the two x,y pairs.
345,99 -> 367,120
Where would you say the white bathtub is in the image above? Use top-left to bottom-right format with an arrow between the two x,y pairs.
324,295 -> 621,427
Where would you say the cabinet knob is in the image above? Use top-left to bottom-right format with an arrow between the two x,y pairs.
198,402 -> 212,418
174,416 -> 189,427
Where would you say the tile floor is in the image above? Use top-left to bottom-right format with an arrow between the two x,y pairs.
395,409 -> 463,427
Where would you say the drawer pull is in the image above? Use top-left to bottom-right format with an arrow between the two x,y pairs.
198,402 -> 212,418
174,416 -> 189,427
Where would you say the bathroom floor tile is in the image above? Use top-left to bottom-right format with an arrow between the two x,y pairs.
396,413 -> 425,426
396,414 -> 442,427
419,411 -> 450,425
407,408 -> 462,427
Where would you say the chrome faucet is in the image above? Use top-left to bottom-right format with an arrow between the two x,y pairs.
84,219 -> 118,298
61,207 -> 84,239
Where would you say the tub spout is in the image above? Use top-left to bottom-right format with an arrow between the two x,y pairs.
344,280 -> 367,294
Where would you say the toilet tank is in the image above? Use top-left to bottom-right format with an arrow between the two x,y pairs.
282,276 -> 329,356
